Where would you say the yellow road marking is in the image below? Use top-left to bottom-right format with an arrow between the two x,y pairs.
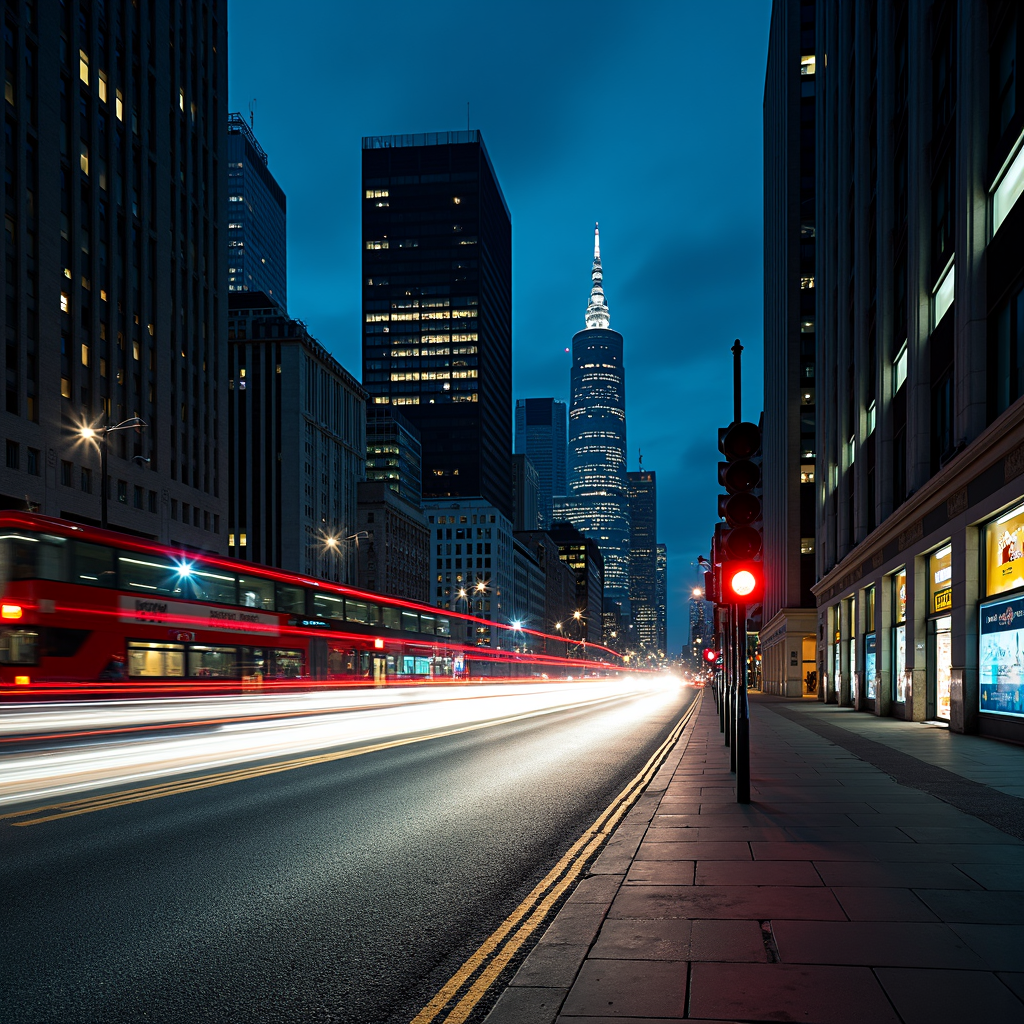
410,691 -> 701,1024
1,692 -> 630,826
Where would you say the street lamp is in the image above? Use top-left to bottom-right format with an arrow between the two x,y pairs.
79,416 -> 148,530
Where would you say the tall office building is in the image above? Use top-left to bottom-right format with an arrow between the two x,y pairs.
811,1 -> 1024,745
0,2 -> 228,548
511,452 -> 539,532
627,469 -> 658,653
557,227 -> 630,611
227,293 -> 366,582
365,406 -> 422,505
761,0 -> 818,696
514,397 -> 567,527
227,113 -> 287,309
548,520 -> 605,645
361,130 -> 513,520
689,593 -> 713,662
656,542 -> 668,657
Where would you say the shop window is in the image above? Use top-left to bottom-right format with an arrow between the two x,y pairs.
892,569 -> 908,702
929,544 -> 952,614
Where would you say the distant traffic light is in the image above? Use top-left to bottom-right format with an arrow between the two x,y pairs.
720,560 -> 764,604
703,648 -> 719,664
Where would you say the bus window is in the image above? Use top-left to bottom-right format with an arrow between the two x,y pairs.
419,613 -> 436,636
72,541 -> 117,587
275,584 -> 306,615
118,554 -> 179,596
436,617 -> 451,637
315,592 -> 345,620
364,603 -> 381,625
185,568 -> 237,606
401,610 -> 419,633
127,641 -> 185,677
0,629 -> 38,664
188,645 -> 238,678
270,648 -> 304,678
37,535 -> 69,580
345,599 -> 370,624
382,607 -> 401,631
238,575 -> 275,610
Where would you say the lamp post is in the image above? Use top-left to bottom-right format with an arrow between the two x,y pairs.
79,416 -> 148,530
573,608 -> 586,661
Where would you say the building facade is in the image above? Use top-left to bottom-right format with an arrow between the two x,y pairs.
355,479 -> 429,603
515,529 -> 578,644
365,405 -> 422,505
761,0 -> 819,697
812,0 -> 1024,743
514,397 -> 567,528
226,113 -> 286,309
627,469 -> 658,653
227,293 -> 366,582
511,452 -> 540,532
557,227 -> 630,613
361,130 -> 513,520
0,2 -> 228,549
549,520 -> 604,645
423,496 -> 512,647
511,536 -> 545,637
656,542 -> 668,657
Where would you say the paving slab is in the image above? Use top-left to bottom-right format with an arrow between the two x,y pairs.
875,967 -> 1024,1024
558,959 -> 687,1018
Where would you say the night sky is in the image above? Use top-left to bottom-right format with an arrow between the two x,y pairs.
227,0 -> 771,654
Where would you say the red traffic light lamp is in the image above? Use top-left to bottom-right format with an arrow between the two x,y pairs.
720,560 -> 764,604
703,648 -> 719,664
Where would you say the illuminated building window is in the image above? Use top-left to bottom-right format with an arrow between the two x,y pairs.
365,189 -> 389,198
800,537 -> 815,554
79,49 -> 89,85
800,55 -> 815,75
893,343 -> 908,393
800,464 -> 815,484
365,240 -> 389,250
800,276 -> 815,289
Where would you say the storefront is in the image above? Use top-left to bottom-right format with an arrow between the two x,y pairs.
927,544 -> 952,721
979,503 -> 1024,728
864,585 -> 877,703
891,568 -> 908,711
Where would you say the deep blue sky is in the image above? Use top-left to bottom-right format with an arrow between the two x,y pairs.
228,1 -> 771,654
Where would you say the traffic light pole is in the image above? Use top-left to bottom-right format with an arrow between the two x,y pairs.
729,602 -> 738,772
736,601 -> 750,803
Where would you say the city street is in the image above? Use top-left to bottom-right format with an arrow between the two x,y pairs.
0,681 -> 695,1024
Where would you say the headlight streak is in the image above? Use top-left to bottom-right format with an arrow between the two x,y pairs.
0,678 -> 683,809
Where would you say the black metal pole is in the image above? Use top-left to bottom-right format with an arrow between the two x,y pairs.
719,607 -> 727,733
731,339 -> 743,424
723,607 -> 732,747
100,430 -> 108,530
730,602 -> 738,772
736,600 -> 750,803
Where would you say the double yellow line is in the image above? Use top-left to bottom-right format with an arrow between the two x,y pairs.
0,693 -> 627,827
411,691 -> 701,1024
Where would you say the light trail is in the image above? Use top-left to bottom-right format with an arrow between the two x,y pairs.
0,677 -> 688,812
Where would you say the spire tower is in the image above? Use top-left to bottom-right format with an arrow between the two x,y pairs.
585,222 -> 610,330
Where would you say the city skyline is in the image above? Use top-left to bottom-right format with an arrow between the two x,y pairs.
227,0 -> 770,652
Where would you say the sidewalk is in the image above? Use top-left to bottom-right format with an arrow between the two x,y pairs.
483,690 -> 1024,1024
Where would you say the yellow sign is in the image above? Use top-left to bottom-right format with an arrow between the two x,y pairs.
929,544 -> 952,615
986,502 -> 1024,597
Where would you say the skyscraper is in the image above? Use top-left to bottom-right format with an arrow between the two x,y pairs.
361,130 -> 513,520
0,3 -> 227,549
656,543 -> 668,657
556,226 -> 630,612
514,397 -> 567,528
761,0 -> 817,697
227,113 -> 287,309
365,406 -> 422,506
627,469 -> 658,653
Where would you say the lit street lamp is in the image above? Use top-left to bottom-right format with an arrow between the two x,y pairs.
79,417 -> 148,530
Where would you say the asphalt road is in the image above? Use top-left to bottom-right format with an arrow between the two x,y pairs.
0,684 -> 696,1024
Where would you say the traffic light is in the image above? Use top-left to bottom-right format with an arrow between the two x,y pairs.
703,648 -> 719,664
718,421 -> 763,561
720,560 -> 764,605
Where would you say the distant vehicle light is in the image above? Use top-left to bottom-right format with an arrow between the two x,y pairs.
1,603 -> 23,620
14,674 -> 29,685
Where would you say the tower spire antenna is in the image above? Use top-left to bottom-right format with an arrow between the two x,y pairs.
585,222 -> 609,330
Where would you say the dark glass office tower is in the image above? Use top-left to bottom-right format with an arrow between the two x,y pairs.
558,227 -> 630,609
628,469 -> 657,653
515,397 -> 567,528
361,131 -> 512,520
227,113 -> 287,309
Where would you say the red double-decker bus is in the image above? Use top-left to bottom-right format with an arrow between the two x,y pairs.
0,513 -> 620,698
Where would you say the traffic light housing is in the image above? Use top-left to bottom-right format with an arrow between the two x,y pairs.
718,421 -> 763,561
720,560 -> 764,605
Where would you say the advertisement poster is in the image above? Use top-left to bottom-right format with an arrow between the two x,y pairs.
979,597 -> 1024,717
934,624 -> 952,720
893,624 -> 907,702
894,570 -> 907,623
865,633 -> 877,699
929,545 -> 952,614
985,503 -> 1024,597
